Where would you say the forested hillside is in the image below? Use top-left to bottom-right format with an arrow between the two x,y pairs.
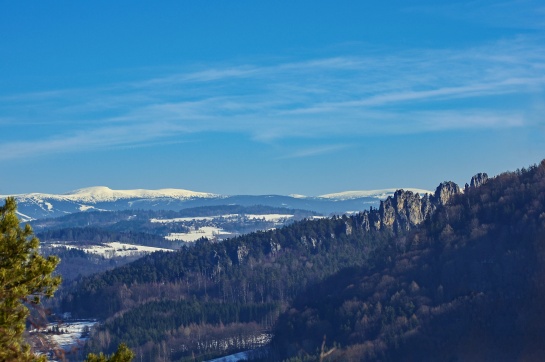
38,228 -> 183,284
270,161 -> 545,360
30,205 -> 319,233
37,205 -> 320,291
39,228 -> 180,249
42,246 -> 137,283
60,180 -> 453,360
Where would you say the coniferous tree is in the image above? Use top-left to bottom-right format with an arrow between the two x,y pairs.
85,343 -> 134,362
0,197 -> 61,361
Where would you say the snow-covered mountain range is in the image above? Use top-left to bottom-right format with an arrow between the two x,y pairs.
318,188 -> 432,200
10,186 -> 218,203
1,186 -> 433,221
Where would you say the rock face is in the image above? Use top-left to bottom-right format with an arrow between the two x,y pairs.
270,239 -> 282,255
434,181 -> 461,206
345,221 -> 353,236
356,180 -> 463,234
379,190 -> 428,232
237,244 -> 249,264
470,173 -> 489,188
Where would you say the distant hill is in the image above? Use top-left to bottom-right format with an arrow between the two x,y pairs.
2,186 -> 432,221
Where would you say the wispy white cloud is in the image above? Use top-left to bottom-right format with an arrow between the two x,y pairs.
278,144 -> 352,159
0,122 -> 186,161
1,35 -> 544,160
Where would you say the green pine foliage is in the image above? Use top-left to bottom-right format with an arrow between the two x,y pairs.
85,343 -> 134,362
0,197 -> 61,361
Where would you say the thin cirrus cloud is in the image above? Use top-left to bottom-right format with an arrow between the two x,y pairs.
1,36 -> 543,160
0,122 -> 187,161
278,144 -> 353,159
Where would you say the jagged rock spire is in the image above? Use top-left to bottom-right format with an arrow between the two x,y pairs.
470,173 -> 488,188
434,182 -> 460,205
359,181 -> 462,234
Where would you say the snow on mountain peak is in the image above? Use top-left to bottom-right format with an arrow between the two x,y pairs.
318,188 -> 433,200
289,194 -> 308,199
62,186 -> 220,202
1,186 -> 220,204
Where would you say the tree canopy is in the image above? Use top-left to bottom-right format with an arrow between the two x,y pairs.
0,197 -> 61,361
85,343 -> 134,362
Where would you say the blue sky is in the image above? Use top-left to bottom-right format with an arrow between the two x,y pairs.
1,1 -> 544,196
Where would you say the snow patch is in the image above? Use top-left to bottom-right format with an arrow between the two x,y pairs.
78,205 -> 95,212
319,188 -> 433,200
207,351 -> 250,362
152,216 -> 222,223
245,214 -> 294,222
165,227 -> 231,242
50,242 -> 172,257
152,214 -> 293,224
16,211 -> 34,222
37,320 -> 97,352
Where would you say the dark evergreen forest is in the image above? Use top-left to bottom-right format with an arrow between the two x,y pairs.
61,201 -> 397,360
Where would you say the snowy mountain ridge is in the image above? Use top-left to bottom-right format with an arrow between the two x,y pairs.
2,186 -> 433,222
6,186 -> 219,203
319,188 -> 433,200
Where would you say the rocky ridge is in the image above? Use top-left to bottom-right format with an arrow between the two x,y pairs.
354,176 -> 482,234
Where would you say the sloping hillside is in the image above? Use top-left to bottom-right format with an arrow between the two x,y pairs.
270,161 -> 545,361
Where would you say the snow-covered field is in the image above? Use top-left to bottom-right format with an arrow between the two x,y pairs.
208,333 -> 272,362
207,350 -> 251,362
205,333 -> 272,362
151,215 -> 238,223
165,226 -> 231,242
43,320 -> 97,351
31,319 -> 98,360
156,214 -> 296,242
245,214 -> 293,221
152,213 -> 294,224
50,241 -> 173,257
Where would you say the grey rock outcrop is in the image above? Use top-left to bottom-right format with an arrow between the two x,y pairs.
434,181 -> 461,205
270,239 -> 282,255
355,180 -> 463,235
345,221 -> 353,236
470,173 -> 489,188
378,189 -> 437,233
421,194 -> 435,218
237,244 -> 249,264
